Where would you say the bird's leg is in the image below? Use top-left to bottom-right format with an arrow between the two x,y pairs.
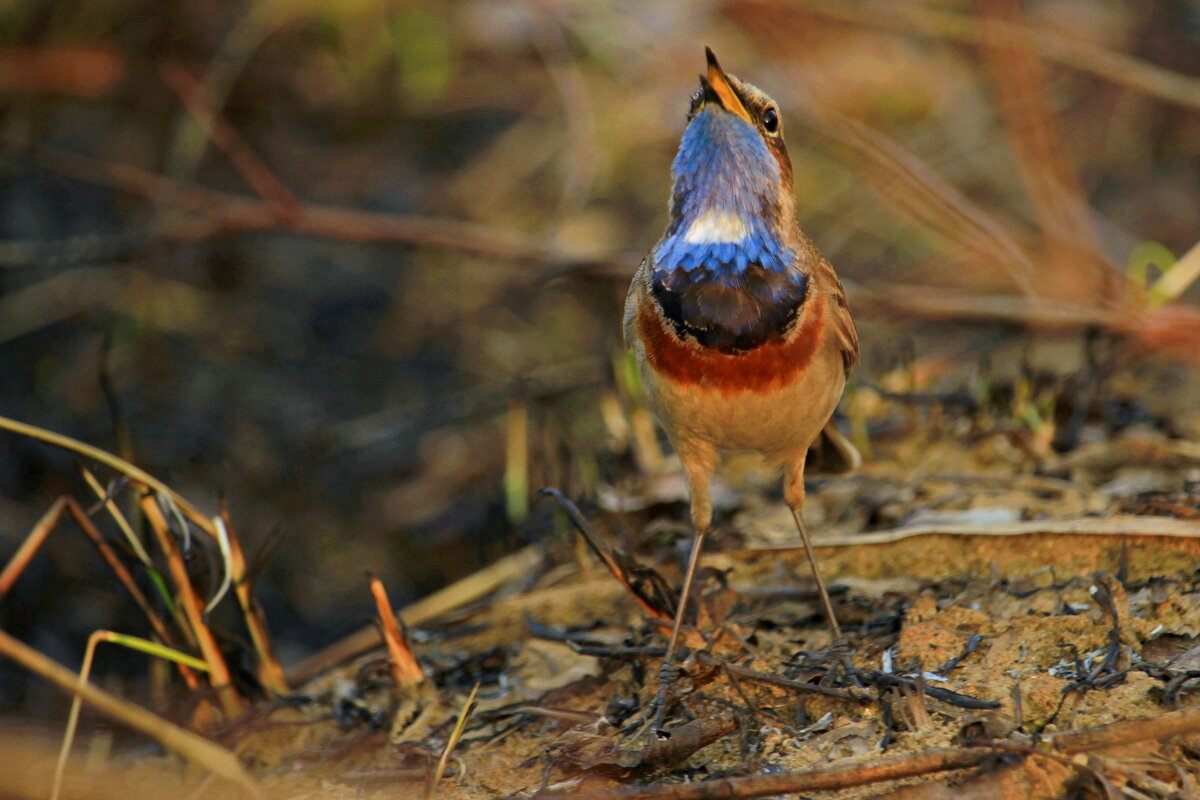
649,525 -> 705,735
649,443 -> 716,737
786,458 -> 842,642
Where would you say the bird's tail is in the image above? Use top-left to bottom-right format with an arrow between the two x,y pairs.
806,419 -> 861,475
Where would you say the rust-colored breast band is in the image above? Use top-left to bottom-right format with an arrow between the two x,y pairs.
637,290 -> 827,395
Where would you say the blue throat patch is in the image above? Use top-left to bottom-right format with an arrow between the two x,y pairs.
654,106 -> 795,283
650,106 -> 808,352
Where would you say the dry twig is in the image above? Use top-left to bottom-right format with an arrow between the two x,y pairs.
30,147 -> 614,269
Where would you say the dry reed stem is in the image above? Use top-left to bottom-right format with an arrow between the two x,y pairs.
0,628 -> 257,795
219,503 -> 289,696
138,493 -> 243,719
368,575 -> 425,688
0,497 -> 66,598
287,544 -> 542,686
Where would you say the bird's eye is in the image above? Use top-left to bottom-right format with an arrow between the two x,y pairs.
687,90 -> 703,119
762,107 -> 779,133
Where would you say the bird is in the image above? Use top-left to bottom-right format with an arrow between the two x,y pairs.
623,48 -> 860,733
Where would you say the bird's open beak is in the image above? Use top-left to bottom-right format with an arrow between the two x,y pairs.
699,47 -> 752,124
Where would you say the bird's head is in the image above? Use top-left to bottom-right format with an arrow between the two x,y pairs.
656,49 -> 797,279
672,47 -> 792,239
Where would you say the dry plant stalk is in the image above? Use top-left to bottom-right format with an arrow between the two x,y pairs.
220,503 -> 289,696
0,496 -> 208,690
0,497 -> 67,598
160,62 -> 298,216
51,630 -> 210,800
287,544 -> 542,685
538,488 -> 676,627
138,493 -> 243,718
0,415 -> 219,538
369,575 -> 425,688
0,628 -> 257,794
34,147 -> 588,268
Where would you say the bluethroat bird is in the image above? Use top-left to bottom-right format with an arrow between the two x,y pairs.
624,49 -> 859,732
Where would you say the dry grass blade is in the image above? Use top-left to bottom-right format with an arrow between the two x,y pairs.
1149,239 -> 1200,307
766,515 -> 1200,548
426,681 -> 480,800
79,465 -> 152,568
0,414 -> 217,537
774,83 -> 1039,295
0,628 -> 257,795
204,515 -> 234,614
51,630 -> 209,800
369,575 -> 425,689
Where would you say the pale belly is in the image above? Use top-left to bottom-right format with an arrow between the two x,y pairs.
639,338 -> 845,464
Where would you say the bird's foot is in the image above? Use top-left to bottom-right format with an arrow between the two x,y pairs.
619,659 -> 682,742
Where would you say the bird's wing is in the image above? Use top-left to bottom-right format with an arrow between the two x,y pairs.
623,255 -> 653,348
815,257 -> 859,377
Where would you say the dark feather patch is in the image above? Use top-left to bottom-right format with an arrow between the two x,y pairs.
652,265 -> 808,352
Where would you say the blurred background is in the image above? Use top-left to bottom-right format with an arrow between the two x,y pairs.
1,0 -> 1198,715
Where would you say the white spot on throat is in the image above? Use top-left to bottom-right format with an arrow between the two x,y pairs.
682,208 -> 750,244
